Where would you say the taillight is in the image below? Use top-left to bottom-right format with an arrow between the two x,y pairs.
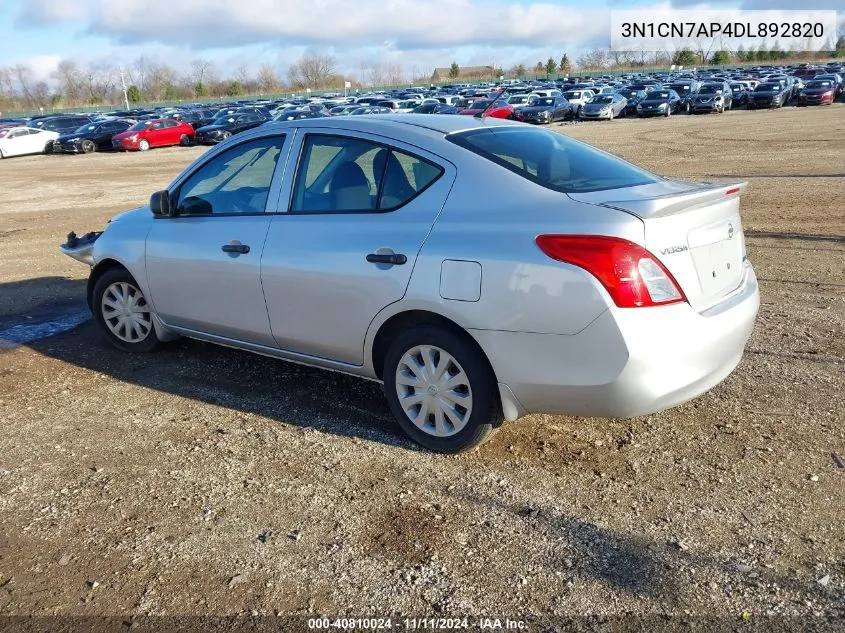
535,235 -> 686,308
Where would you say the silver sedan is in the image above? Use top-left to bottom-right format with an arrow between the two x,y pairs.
580,94 -> 628,120
61,116 -> 759,453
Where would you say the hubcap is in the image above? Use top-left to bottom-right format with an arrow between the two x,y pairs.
101,281 -> 152,343
395,345 -> 473,437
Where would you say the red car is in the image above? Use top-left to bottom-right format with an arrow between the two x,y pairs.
111,118 -> 194,151
457,98 -> 515,119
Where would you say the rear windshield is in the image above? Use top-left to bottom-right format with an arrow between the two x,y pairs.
447,126 -> 657,194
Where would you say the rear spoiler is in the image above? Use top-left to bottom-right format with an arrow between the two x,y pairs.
595,181 -> 748,219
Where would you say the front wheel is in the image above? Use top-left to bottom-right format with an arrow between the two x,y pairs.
608,109 -> 614,120
383,326 -> 502,453
220,131 -> 232,141
138,139 -> 150,151
92,268 -> 160,353
81,139 -> 96,154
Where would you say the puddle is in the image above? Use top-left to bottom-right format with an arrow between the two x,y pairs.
0,309 -> 91,349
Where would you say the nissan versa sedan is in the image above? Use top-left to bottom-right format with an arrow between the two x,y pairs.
60,116 -> 760,453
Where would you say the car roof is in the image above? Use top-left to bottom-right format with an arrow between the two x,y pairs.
262,113 -> 519,138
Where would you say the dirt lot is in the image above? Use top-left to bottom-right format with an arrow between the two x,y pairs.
0,106 -> 843,630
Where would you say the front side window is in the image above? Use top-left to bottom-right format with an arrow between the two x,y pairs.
175,135 -> 285,215
291,135 -> 443,213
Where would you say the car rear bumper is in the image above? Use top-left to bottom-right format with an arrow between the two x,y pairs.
474,262 -> 759,420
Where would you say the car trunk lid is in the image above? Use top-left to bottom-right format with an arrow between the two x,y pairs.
569,180 -> 747,312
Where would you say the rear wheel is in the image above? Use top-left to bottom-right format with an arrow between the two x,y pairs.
179,134 -> 191,146
81,139 -> 96,154
383,326 -> 502,453
138,139 -> 150,151
92,268 -> 160,353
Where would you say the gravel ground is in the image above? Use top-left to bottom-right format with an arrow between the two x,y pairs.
0,105 -> 843,631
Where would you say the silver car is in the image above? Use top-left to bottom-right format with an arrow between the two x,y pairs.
61,116 -> 759,453
580,94 -> 628,120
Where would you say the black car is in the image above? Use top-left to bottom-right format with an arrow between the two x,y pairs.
193,112 -> 267,144
273,109 -> 330,121
668,81 -> 701,113
635,89 -> 682,117
411,103 -> 458,114
746,82 -> 788,109
26,115 -> 94,135
515,96 -> 573,124
53,119 -> 133,153
619,89 -> 648,115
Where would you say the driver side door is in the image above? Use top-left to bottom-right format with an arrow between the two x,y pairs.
145,133 -> 291,346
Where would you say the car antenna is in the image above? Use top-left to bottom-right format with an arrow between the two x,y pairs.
475,88 -> 507,119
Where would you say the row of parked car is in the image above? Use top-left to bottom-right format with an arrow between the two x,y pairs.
1,62 -> 842,159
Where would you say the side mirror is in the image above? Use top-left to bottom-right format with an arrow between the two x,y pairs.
150,190 -> 172,217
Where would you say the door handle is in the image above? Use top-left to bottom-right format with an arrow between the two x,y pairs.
366,253 -> 407,265
222,243 -> 250,254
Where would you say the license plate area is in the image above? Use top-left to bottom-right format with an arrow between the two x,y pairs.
691,239 -> 743,296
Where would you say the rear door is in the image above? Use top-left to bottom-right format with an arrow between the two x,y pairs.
260,130 -> 455,365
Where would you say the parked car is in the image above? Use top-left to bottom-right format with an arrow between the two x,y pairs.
0,126 -> 59,158
636,89 -> 682,117
561,89 -> 595,115
411,103 -> 458,114
797,80 -> 836,106
811,74 -> 843,97
60,115 -> 759,453
457,98 -> 514,119
580,93 -> 627,120
54,119 -> 133,154
194,112 -> 267,144
668,81 -> 700,113
515,96 -> 573,124
111,119 -> 194,151
746,83 -> 789,109
27,115 -> 94,136
691,83 -> 733,114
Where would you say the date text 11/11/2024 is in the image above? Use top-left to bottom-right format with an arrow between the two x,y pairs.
307,617 -> 528,630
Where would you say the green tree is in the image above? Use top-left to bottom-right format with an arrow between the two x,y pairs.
735,46 -> 747,62
769,41 -> 784,60
836,36 -> 845,58
755,43 -> 769,61
711,50 -> 730,65
163,83 -> 179,100
672,48 -> 696,66
545,57 -> 558,76
515,63 -> 526,77
194,81 -> 209,97
227,81 -> 244,97
126,85 -> 142,103
535,61 -> 544,75
448,62 -> 460,78
560,53 -> 571,72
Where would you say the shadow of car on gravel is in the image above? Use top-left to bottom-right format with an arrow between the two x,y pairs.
2,276 -> 416,451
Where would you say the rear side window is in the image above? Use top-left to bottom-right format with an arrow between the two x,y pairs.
448,127 -> 657,194
291,135 -> 443,213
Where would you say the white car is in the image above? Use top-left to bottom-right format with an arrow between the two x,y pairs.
562,89 -> 596,113
0,126 -> 59,158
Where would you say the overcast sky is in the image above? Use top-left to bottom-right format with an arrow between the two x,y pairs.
2,0 -> 842,82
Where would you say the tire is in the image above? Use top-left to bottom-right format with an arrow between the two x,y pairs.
383,325 -> 502,453
92,268 -> 161,353
179,134 -> 191,146
608,109 -> 614,120
665,107 -> 671,118
138,139 -> 150,151
220,131 -> 232,140
81,140 -> 96,154
684,102 -> 690,114
44,141 -> 54,154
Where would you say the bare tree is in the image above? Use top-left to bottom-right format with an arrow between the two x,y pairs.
576,48 -> 610,71
367,63 -> 385,89
53,60 -> 85,104
288,52 -> 337,90
257,64 -> 279,93
385,62 -> 404,86
190,59 -> 213,95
